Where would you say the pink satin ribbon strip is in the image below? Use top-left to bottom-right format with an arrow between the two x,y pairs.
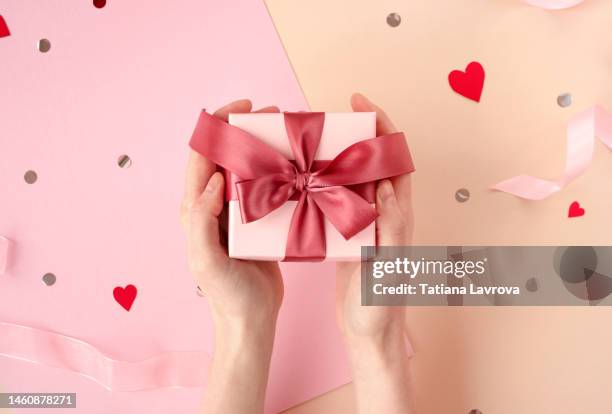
0,322 -> 209,391
492,106 -> 612,200
189,111 -> 415,261
523,0 -> 584,9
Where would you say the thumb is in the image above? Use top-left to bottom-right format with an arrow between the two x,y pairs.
188,172 -> 227,272
376,180 -> 412,246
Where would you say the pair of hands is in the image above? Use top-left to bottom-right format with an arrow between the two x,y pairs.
180,93 -> 414,413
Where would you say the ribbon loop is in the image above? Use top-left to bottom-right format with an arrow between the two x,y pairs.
189,110 -> 415,261
311,132 -> 414,187
235,173 -> 296,223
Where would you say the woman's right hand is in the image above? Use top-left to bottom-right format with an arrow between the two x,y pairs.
180,99 -> 284,325
180,99 -> 284,414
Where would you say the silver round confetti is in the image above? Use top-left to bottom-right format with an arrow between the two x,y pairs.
455,188 -> 470,203
24,170 -> 38,184
42,273 -> 56,286
117,154 -> 132,168
557,93 -> 572,108
386,13 -> 401,28
526,277 -> 539,292
38,38 -> 51,53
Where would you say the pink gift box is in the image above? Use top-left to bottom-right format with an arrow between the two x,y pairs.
227,112 -> 377,261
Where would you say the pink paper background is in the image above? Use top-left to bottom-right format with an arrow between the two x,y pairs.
0,0 -> 350,412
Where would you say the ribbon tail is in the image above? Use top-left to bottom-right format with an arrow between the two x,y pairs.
309,187 -> 378,240
284,193 -> 326,262
0,321 -> 209,391
492,105 -> 612,200
491,176 -> 563,200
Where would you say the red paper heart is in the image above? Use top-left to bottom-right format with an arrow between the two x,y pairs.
0,16 -> 10,38
448,61 -> 485,102
113,284 -> 137,311
568,201 -> 585,218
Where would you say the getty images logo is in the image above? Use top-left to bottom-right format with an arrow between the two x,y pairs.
371,257 -> 488,279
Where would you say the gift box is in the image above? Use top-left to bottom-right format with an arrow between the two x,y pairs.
228,112 -> 375,261
189,111 -> 414,261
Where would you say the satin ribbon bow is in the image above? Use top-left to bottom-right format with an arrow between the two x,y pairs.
189,111 -> 414,261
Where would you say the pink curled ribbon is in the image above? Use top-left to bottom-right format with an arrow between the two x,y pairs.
189,111 -> 415,261
0,321 -> 209,391
523,0 -> 585,9
492,106 -> 612,200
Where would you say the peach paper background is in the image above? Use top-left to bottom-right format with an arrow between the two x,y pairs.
266,0 -> 612,412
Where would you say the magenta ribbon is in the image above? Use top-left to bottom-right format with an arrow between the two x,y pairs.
0,321 -> 209,391
189,111 -> 415,261
492,106 -> 612,200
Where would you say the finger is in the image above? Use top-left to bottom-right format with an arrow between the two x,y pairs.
350,93 -> 414,224
350,93 -> 397,135
188,172 -> 227,271
183,101 -> 276,210
253,105 -> 280,113
390,173 -> 413,220
182,99 -> 253,225
182,150 -> 216,229
376,179 -> 412,246
213,99 -> 252,122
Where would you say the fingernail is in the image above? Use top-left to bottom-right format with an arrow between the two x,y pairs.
377,180 -> 394,202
